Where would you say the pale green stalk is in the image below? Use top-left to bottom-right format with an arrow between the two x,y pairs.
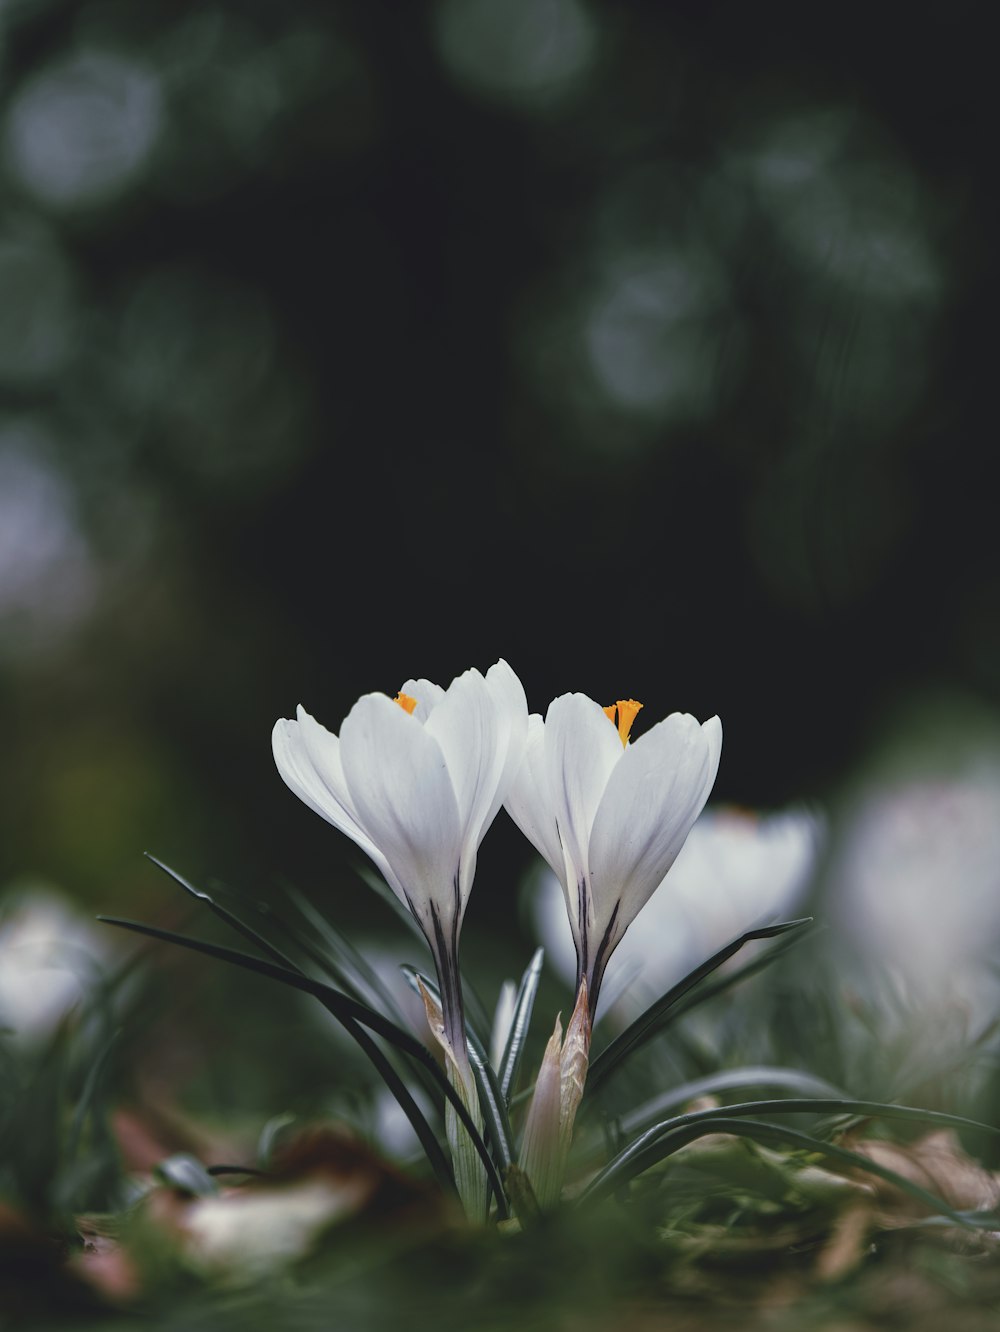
417,979 -> 488,1221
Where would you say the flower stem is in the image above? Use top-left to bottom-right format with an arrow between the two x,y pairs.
419,925 -> 489,1222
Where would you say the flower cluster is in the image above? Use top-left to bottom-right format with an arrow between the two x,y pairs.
273,661 -> 722,1217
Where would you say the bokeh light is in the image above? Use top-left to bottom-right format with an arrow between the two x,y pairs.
433,0 -> 597,109
3,49 -> 163,210
584,245 -> 730,420
0,218 -> 78,382
0,421 -> 98,657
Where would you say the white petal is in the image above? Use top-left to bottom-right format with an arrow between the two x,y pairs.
468,655 -> 532,852
588,713 -> 722,954
484,658 -> 532,804
544,692 -> 622,904
423,667 -> 498,903
338,693 -> 463,935
292,707 -> 356,814
699,715 -> 723,808
505,715 -> 564,880
398,677 -> 446,722
272,715 -> 393,886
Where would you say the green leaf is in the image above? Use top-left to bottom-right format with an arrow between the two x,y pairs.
580,1116 -> 976,1225
583,1097 -> 1000,1205
243,887 -> 447,1116
894,1209 -> 1000,1232
282,883 -> 413,1029
585,918 -> 813,1097
617,1067 -> 849,1138
590,1116 -> 974,1223
99,915 -> 507,1212
144,858 -> 448,1155
497,948 -> 544,1107
263,891 -> 447,1119
663,924 -> 821,1027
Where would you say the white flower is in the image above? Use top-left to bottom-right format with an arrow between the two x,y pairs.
272,658 -> 528,1221
0,885 -> 109,1042
531,806 -> 822,1019
506,693 -> 721,1012
272,659 -> 527,987
829,770 -> 1000,1010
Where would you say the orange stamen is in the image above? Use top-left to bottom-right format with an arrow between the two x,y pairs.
615,698 -> 643,745
394,692 -> 418,715
603,698 -> 643,746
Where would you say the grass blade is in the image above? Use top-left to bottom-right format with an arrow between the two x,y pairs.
147,855 -> 445,1119
617,1067 -> 849,1138
497,948 -> 544,1106
585,1097 -> 1000,1203
99,916 -> 506,1209
580,1117 -> 974,1224
586,918 -> 813,1097
283,883 -> 412,1027
146,854 -> 294,965
662,924 -> 820,1028
892,1209 -> 1000,1232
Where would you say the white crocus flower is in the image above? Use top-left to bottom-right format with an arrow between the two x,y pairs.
272,658 -> 527,1219
506,693 -> 722,1018
531,806 -> 822,1021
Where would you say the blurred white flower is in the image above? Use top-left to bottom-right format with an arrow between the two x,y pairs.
827,770 -> 1000,1008
0,886 -> 108,1041
531,806 -> 822,1019
506,693 -> 721,1014
182,1179 -> 361,1281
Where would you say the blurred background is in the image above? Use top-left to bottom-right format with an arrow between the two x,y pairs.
2,0 -> 999,1127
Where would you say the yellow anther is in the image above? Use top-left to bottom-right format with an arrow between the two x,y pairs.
615,699 -> 642,744
603,698 -> 643,746
394,692 -> 418,715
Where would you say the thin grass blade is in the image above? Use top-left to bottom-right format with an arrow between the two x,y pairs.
147,856 -> 444,1116
617,1067 -> 850,1138
893,1209 -> 1000,1232
283,883 -> 411,1026
585,1097 -> 1000,1202
580,1117 -> 974,1224
145,854 -> 298,972
586,918 -> 813,1097
497,948 -> 544,1106
99,916 -> 506,1210
662,924 -> 820,1028
122,913 -> 456,1196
